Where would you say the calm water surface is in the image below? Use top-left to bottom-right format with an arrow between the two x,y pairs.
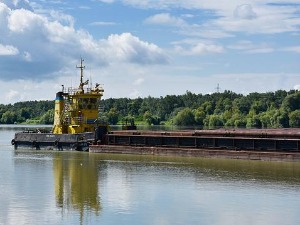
0,125 -> 300,225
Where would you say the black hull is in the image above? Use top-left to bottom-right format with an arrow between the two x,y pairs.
12,132 -> 94,151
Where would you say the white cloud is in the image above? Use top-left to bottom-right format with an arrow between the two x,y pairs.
245,47 -> 274,54
1,65 -> 299,104
182,27 -> 234,39
181,14 -> 195,19
0,44 -> 19,56
0,76 -> 76,104
294,84 -> 300,90
8,8 -> 43,33
1,0 -> 32,10
133,78 -> 144,86
0,3 -> 169,81
227,40 -> 254,50
0,3 -> 10,33
228,41 -> 275,54
22,51 -> 32,61
129,89 -> 140,98
144,13 -> 186,27
173,41 -> 224,55
213,4 -> 300,34
49,10 -> 74,27
97,0 -> 115,3
139,3 -> 300,42
45,20 -> 77,44
144,13 -> 234,39
105,33 -> 169,64
0,0 -> 299,104
282,46 -> 300,53
89,21 -> 117,26
131,1 -> 300,35
120,0 -> 214,10
189,43 -> 224,55
234,4 -> 257,20
5,90 -> 21,102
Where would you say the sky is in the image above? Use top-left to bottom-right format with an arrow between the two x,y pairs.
0,0 -> 300,104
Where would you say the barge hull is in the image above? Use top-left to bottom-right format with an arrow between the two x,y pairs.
12,132 -> 94,151
90,129 -> 300,161
105,134 -> 300,152
89,145 -> 300,162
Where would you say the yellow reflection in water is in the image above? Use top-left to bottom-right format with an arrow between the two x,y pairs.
53,153 -> 101,217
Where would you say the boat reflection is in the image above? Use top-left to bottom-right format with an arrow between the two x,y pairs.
53,153 -> 101,216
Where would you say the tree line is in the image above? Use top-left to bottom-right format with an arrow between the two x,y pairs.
1,90 -> 300,128
0,101 -> 54,124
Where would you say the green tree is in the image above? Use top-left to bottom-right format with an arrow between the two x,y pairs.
201,101 -> 214,115
194,108 -> 206,126
234,119 -> 247,128
181,91 -> 198,108
18,107 -> 31,121
281,92 -> 300,112
107,108 -> 119,125
250,100 -> 267,114
259,112 -> 271,128
207,115 -> 224,129
144,111 -> 153,125
173,108 -> 195,126
273,109 -> 289,128
1,111 -> 17,124
143,111 -> 160,125
40,110 -> 54,124
246,115 -> 262,128
289,110 -> 300,127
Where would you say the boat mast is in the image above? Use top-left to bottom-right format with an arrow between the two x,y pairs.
77,58 -> 86,92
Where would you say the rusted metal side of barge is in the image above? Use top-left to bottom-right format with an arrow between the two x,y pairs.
89,145 -> 300,162
90,129 -> 300,161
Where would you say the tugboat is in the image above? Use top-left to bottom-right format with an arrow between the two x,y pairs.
12,59 -> 108,151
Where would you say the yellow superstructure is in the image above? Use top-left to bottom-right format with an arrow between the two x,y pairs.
52,59 -> 104,134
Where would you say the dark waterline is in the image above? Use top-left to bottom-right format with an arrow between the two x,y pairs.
1,125 -> 300,225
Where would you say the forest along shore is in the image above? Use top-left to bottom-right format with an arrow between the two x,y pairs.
1,90 -> 300,129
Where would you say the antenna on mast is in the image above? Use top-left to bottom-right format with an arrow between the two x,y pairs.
77,58 -> 85,86
215,83 -> 221,93
76,58 -> 89,92
90,74 -> 92,89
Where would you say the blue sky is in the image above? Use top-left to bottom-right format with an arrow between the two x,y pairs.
0,0 -> 300,103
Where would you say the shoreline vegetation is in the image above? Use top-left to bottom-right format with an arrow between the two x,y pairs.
1,89 -> 300,129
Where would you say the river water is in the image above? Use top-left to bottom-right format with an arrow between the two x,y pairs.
0,125 -> 300,225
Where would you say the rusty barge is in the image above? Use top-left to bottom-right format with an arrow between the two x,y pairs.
90,128 -> 300,162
